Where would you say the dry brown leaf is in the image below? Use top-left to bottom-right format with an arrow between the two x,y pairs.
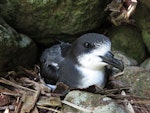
20,90 -> 40,113
52,82 -> 70,96
19,77 -> 51,94
18,66 -> 40,82
0,94 -> 10,106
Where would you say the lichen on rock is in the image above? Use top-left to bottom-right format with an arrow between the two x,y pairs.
62,90 -> 127,113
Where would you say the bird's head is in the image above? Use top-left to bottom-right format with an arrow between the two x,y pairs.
70,33 -> 124,71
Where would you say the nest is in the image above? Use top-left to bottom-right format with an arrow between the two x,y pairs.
0,65 -> 149,113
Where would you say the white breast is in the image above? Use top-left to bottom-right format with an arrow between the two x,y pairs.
75,65 -> 106,89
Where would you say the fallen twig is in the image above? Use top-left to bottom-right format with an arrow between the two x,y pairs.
112,71 -> 124,78
18,65 -> 40,81
116,100 -> 150,105
62,100 -> 93,113
131,100 -> 150,104
101,86 -> 130,94
121,91 -> 135,113
107,94 -> 150,100
0,78 -> 35,92
0,105 -> 15,111
37,106 -> 61,113
15,97 -> 22,113
0,89 -> 21,97
4,108 -> 9,113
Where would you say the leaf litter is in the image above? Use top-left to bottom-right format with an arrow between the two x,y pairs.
0,65 -> 150,113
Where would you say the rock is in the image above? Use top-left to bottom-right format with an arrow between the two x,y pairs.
142,30 -> 150,53
109,51 -> 138,76
137,0 -> 150,8
62,90 -> 127,113
0,17 -> 37,71
140,58 -> 150,70
116,66 -> 150,97
107,25 -> 146,62
0,0 -> 109,45
133,2 -> 150,53
112,51 -> 138,67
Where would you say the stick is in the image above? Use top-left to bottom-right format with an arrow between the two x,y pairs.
0,78 -> 35,92
113,71 -> 124,78
121,91 -> 135,113
37,106 -> 61,113
62,100 -> 92,113
0,105 -> 14,110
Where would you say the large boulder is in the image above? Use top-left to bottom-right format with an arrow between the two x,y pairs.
107,25 -> 146,63
62,91 -> 127,113
116,66 -> 150,97
137,0 -> 150,8
112,51 -> 138,67
0,0 -> 109,45
110,51 -> 138,75
133,2 -> 150,53
140,58 -> 150,70
0,17 -> 37,71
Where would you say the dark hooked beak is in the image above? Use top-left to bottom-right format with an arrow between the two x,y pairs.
100,52 -> 124,71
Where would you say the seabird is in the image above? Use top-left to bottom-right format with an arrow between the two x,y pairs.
40,33 -> 124,89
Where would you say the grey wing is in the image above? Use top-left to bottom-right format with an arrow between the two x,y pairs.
40,43 -> 71,84
40,45 -> 63,84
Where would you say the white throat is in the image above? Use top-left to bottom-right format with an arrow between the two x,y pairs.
75,65 -> 106,89
77,44 -> 110,70
77,53 -> 107,70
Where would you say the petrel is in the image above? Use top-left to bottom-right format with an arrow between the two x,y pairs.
40,33 -> 124,89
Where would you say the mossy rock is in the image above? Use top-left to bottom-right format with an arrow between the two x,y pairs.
116,66 -> 150,97
62,91 -> 127,113
107,25 -> 146,63
137,0 -> 150,9
0,0 -> 109,45
140,58 -> 150,70
0,18 -> 37,71
142,30 -> 150,53
133,2 -> 150,53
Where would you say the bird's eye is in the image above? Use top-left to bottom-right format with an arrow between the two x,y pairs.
84,42 -> 93,48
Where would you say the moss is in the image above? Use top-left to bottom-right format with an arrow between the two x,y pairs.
0,0 -> 109,45
132,2 -> 150,53
133,2 -> 150,30
137,0 -> 150,10
142,30 -> 150,53
134,74 -> 150,96
108,25 -> 146,62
